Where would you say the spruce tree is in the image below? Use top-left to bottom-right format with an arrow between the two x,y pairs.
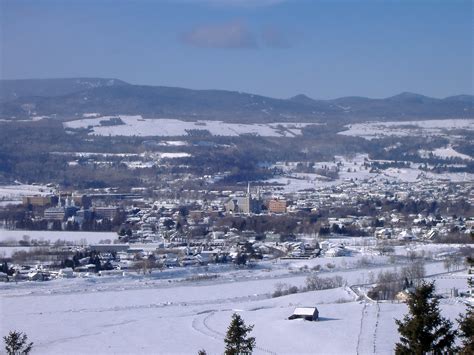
3,331 -> 33,355
395,281 -> 457,354
457,253 -> 474,354
224,313 -> 256,355
457,304 -> 474,354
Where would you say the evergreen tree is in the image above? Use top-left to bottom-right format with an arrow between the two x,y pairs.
457,252 -> 474,354
3,331 -> 33,355
395,281 -> 457,354
224,313 -> 256,355
457,304 -> 474,354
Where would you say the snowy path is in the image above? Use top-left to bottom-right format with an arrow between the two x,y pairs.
356,302 -> 379,355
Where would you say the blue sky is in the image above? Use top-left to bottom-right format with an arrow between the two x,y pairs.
0,0 -> 472,99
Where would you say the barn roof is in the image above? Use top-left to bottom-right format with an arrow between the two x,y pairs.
293,307 -> 318,316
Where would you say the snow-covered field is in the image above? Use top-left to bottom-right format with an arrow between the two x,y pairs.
431,146 -> 472,161
268,154 -> 473,193
0,256 -> 470,354
0,230 -> 118,245
0,184 -> 53,200
0,246 -> 40,258
339,119 -> 474,140
63,116 -> 311,137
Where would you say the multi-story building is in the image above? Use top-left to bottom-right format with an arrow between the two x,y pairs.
44,207 -> 65,221
94,206 -> 118,220
22,195 -> 52,207
268,199 -> 287,214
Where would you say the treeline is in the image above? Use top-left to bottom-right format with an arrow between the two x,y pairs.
368,260 -> 426,300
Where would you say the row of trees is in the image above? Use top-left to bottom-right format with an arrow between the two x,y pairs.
368,260 -> 426,300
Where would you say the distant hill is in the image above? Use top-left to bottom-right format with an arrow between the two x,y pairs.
0,78 -> 472,122
0,78 -> 129,102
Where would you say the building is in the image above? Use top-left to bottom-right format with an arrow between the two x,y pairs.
225,196 -> 250,214
268,199 -> 287,213
288,307 -> 319,321
94,206 -> 119,220
72,194 -> 92,209
22,195 -> 52,207
224,183 -> 261,215
90,244 -> 130,253
44,207 -> 65,221
265,232 -> 281,243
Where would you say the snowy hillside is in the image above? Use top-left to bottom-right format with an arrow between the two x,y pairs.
0,254 -> 469,354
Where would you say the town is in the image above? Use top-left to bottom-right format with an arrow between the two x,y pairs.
1,0 -> 473,351
1,168 -> 472,282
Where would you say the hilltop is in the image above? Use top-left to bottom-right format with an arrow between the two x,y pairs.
0,78 -> 472,122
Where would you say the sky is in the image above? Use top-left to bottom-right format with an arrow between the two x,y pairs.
0,0 -> 472,99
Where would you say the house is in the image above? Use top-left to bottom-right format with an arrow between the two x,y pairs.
325,244 -> 349,257
375,228 -> 392,240
395,289 -> 414,303
424,229 -> 438,241
288,307 -> 319,321
27,270 -> 49,281
58,268 -> 74,278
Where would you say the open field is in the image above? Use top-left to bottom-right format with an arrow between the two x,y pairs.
0,253 -> 470,355
0,230 -> 118,245
63,116 -> 312,137
339,119 -> 474,140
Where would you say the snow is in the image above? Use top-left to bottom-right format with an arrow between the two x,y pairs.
0,200 -> 21,207
160,152 -> 191,159
267,154 -> 473,193
432,146 -> 472,161
0,246 -> 39,258
0,230 -> 118,245
158,141 -> 188,146
0,184 -> 53,200
63,116 -> 311,137
0,256 -> 469,354
51,152 -> 139,158
340,119 -> 474,140
123,161 -> 156,169
0,116 -> 47,122
292,307 -> 317,316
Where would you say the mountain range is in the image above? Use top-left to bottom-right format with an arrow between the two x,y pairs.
0,78 -> 472,123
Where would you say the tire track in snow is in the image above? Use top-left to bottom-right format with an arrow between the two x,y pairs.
191,311 -> 222,341
192,310 -> 277,355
